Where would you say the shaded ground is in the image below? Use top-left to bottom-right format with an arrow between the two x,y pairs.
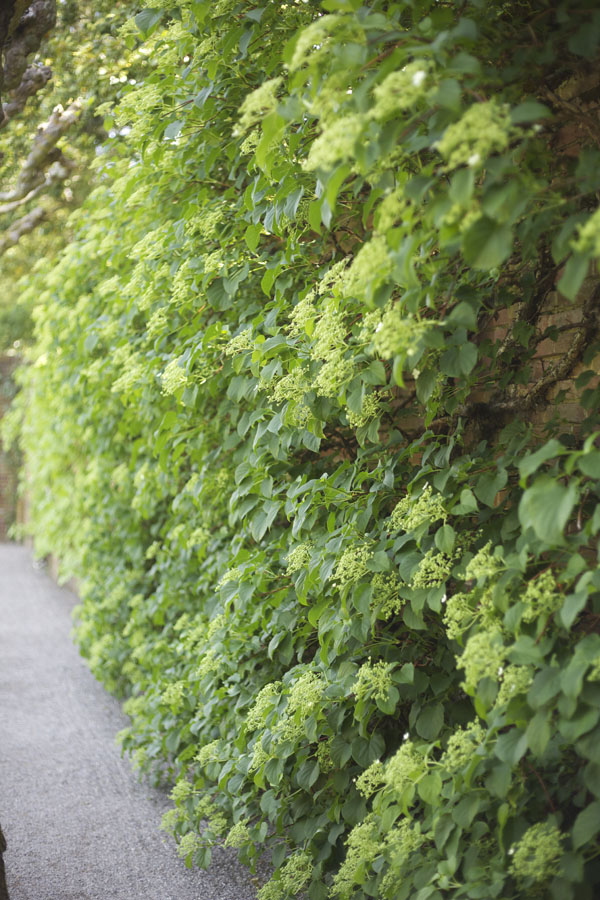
0,543 -> 258,900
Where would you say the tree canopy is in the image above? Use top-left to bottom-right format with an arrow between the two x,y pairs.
4,2 -> 600,899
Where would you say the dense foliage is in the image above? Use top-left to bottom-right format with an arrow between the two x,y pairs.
7,1 -> 600,898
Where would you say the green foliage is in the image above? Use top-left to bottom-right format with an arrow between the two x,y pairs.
6,1 -> 600,898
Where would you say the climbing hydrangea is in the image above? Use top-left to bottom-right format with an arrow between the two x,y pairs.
457,629 -> 506,692
334,543 -> 372,584
509,823 -> 563,882
441,720 -> 486,772
435,101 -> 512,170
390,484 -> 446,532
354,659 -> 395,702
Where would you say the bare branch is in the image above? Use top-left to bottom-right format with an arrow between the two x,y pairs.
0,1 -> 56,125
0,100 -> 80,203
0,205 -> 45,256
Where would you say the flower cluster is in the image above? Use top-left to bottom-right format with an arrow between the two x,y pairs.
224,820 -> 250,849
236,77 -> 283,133
371,61 -> 432,119
356,759 -> 385,798
381,821 -> 425,894
509,823 -> 563,882
287,291 -> 316,336
347,392 -> 380,428
289,14 -> 363,71
384,741 -> 425,795
390,484 -> 447,532
496,664 -> 533,705
315,353 -> 354,398
372,308 -> 433,361
521,570 -> 560,622
161,680 -> 186,712
161,357 -> 188,395
465,541 -> 502,581
435,100 -> 512,170
441,720 -> 486,772
245,681 -> 282,731
443,591 -> 477,640
224,328 -> 254,356
330,815 -> 379,900
285,541 -> 312,575
304,114 -> 364,171
457,629 -> 506,692
257,851 -> 312,900
342,235 -> 393,301
410,549 -> 454,589
334,543 -> 372,585
371,571 -> 402,618
176,831 -> 203,859
375,187 -> 408,233
171,779 -> 193,804
354,659 -> 395,702
195,740 -> 221,766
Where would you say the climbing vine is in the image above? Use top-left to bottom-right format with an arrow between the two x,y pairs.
6,1 -> 600,898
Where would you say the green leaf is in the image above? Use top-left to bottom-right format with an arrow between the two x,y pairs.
518,476 -> 578,545
296,759 -> 320,791
418,772 -> 442,805
525,710 -> 551,757
510,101 -> 552,124
494,728 -> 527,765
572,801 -> 600,849
435,524 -> 455,553
135,8 -> 164,34
519,439 -> 566,481
557,253 -> 589,301
474,469 -> 507,507
416,704 -> 444,740
462,217 -> 513,270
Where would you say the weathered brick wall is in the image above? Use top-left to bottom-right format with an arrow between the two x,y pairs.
0,355 -> 20,540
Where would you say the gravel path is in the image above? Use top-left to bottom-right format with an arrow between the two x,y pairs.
0,542 -> 258,900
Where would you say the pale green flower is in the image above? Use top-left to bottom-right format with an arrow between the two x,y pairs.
371,571 -> 402,618
161,357 -> 188,395
384,741 -> 425,795
303,114 -> 365,171
465,541 -> 502,581
441,720 -> 486,772
161,680 -> 186,712
435,101 -> 511,170
372,308 -> 433,361
237,77 -> 283,133
390,484 -> 447,532
177,831 -> 203,859
246,682 -> 282,730
521,571 -> 560,622
224,328 -> 254,356
330,815 -> 379,900
356,759 -> 385,798
410,549 -> 455,589
171,779 -> 193,803
334,543 -> 372,585
354,659 -> 395,702
496,665 -> 533,705
195,740 -> 221,766
457,629 -> 506,692
371,61 -> 432,119
224,820 -> 250,849
347,392 -> 380,428
510,823 -> 563,882
285,542 -> 312,575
